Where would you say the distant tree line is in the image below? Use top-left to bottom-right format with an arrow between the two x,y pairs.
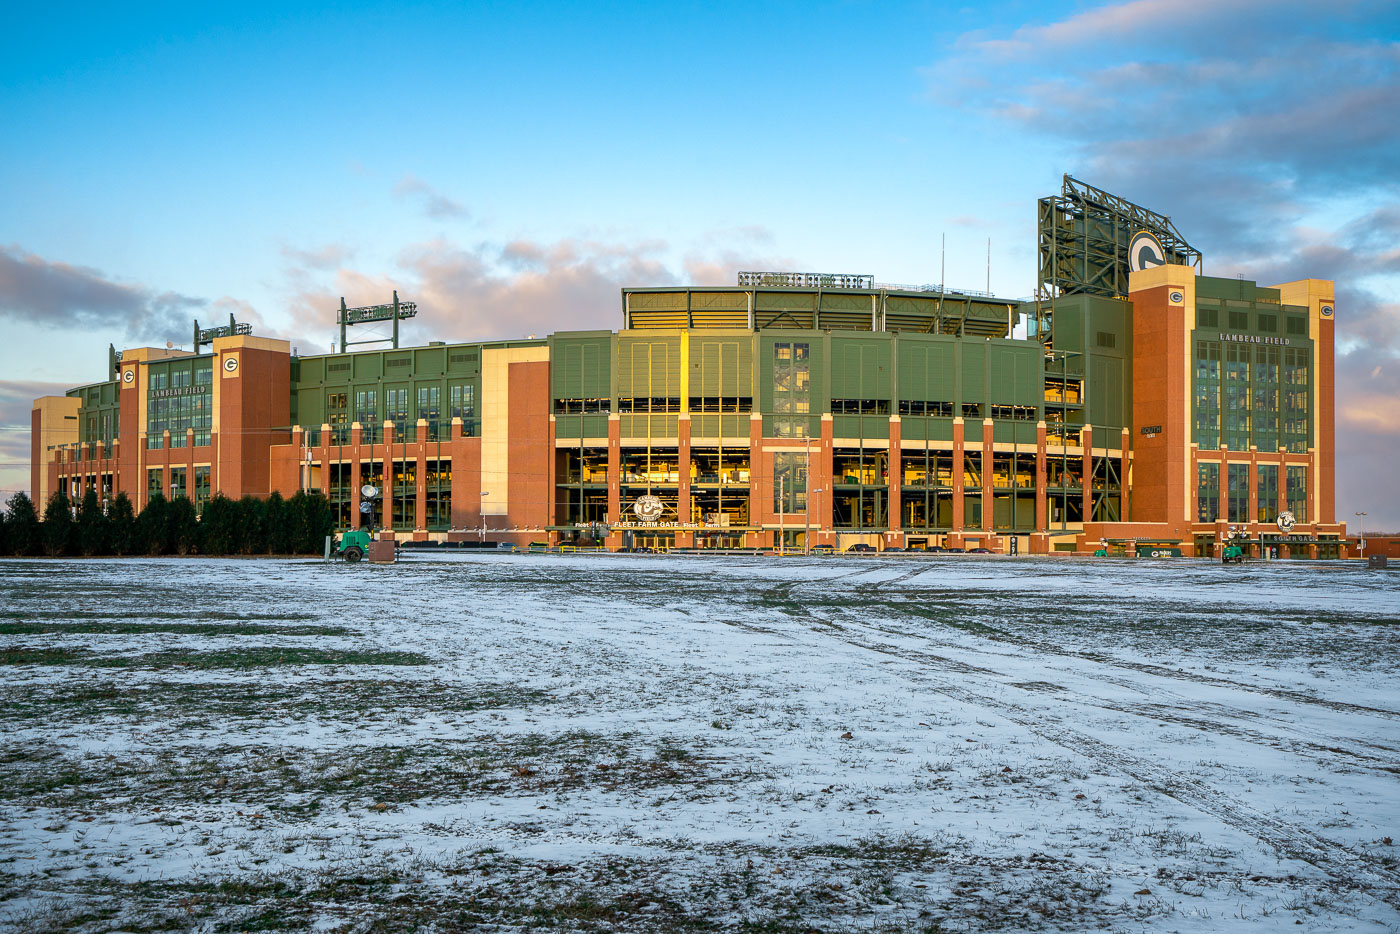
0,489 -> 335,558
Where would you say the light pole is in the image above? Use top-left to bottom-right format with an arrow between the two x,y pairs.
479,491 -> 490,544
1355,511 -> 1367,560
807,488 -> 823,554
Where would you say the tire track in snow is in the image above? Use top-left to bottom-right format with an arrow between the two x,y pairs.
834,611 -> 1400,778
800,616 -> 1400,907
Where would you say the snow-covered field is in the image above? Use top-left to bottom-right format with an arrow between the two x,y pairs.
1,554 -> 1397,932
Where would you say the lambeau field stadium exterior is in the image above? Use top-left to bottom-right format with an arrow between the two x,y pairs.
32,178 -> 1347,557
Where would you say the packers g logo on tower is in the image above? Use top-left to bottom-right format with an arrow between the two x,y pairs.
1128,231 -> 1167,273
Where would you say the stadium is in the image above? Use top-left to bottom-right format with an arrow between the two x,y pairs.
32,177 -> 1346,556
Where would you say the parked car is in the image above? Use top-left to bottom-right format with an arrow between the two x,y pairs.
924,545 -> 947,554
810,544 -> 835,554
967,547 -> 994,554
845,543 -> 876,553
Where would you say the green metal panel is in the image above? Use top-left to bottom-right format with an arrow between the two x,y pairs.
830,335 -> 891,400
897,341 -> 928,401
755,292 -> 816,311
831,415 -> 889,439
959,342 -> 986,404
988,343 -> 1043,407
628,291 -> 687,310
621,414 -> 679,438
692,337 -> 752,397
551,333 -> 613,400
1088,355 -> 1125,431
446,345 -> 481,375
927,419 -> 954,442
414,346 -> 446,377
691,291 -> 746,310
618,336 -> 681,397
993,421 -> 1039,444
1195,276 -> 1281,303
353,353 -> 382,380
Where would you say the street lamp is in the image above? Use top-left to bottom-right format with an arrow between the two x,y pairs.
807,488 -> 823,554
1355,511 -> 1367,560
479,491 -> 491,544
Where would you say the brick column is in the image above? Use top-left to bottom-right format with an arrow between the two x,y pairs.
1033,422 -> 1048,552
981,419 -> 993,534
952,417 -> 965,535
415,419 -> 429,535
748,413 -> 764,549
185,428 -> 196,498
887,416 -> 902,539
381,421 -> 394,531
1120,427 -> 1130,523
1081,426 -> 1094,524
606,414 -> 621,548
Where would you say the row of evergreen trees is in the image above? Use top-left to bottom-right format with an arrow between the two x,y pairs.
0,489 -> 335,558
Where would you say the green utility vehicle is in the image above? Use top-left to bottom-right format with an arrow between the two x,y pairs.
1222,544 -> 1245,564
336,529 -> 373,563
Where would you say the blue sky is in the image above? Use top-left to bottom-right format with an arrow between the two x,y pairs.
2,0 -> 1398,527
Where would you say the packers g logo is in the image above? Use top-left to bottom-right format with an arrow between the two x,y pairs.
1320,304 -> 1334,318
1128,231 -> 1167,273
121,369 -> 134,384
223,356 -> 239,373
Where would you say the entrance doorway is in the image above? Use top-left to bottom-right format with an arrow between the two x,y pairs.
632,532 -> 675,552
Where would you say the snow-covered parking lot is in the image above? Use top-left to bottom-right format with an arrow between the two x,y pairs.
1,554 -> 1397,931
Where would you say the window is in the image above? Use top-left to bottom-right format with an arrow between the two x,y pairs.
147,468 -> 163,501
417,386 -> 440,421
1223,345 -> 1250,450
832,448 -> 887,529
773,452 -> 807,512
961,402 -> 983,419
425,459 -> 452,530
830,399 -> 890,415
1282,348 -> 1310,453
618,397 -> 681,413
1227,463 -> 1248,523
386,388 -> 409,434
1286,466 -> 1307,522
1257,463 -> 1279,523
1197,462 -> 1220,523
989,405 -> 1037,421
1228,309 -> 1249,330
1253,347 -> 1279,451
450,383 -> 477,436
772,342 -> 811,438
555,398 -> 611,414
354,389 -> 379,425
170,466 -> 187,500
194,466 -> 211,515
327,392 -> 349,444
898,400 -> 954,417
1197,306 -> 1219,328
